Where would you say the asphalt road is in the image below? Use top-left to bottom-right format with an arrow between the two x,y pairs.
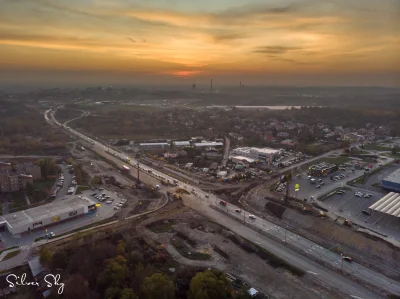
45,108 -> 400,298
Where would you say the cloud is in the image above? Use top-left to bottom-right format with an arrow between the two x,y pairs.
210,32 -> 247,43
127,38 -> 136,43
252,46 -> 303,54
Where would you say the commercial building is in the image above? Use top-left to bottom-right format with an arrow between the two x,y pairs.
139,142 -> 169,149
0,196 -> 96,235
194,142 -> 223,148
173,141 -> 191,147
308,162 -> 337,177
231,147 -> 280,164
381,169 -> 400,192
368,192 -> 400,218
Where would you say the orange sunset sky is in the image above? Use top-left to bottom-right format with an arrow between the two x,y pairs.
0,0 -> 399,87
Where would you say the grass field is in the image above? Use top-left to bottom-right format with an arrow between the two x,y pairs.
301,156 -> 350,171
9,191 -> 28,211
364,144 -> 391,151
33,179 -> 55,190
2,250 -> 21,261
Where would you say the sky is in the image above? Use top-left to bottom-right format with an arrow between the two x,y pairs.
0,0 -> 399,88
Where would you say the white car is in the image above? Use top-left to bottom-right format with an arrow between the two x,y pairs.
249,214 -> 256,219
106,200 -> 113,204
355,193 -> 363,198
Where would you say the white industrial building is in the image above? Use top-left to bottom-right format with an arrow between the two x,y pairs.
173,141 -> 191,147
139,142 -> 169,149
0,197 -> 97,235
231,147 -> 280,163
368,192 -> 400,218
194,142 -> 223,148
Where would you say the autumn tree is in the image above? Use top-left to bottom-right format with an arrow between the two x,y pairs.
39,247 -> 52,266
187,270 -> 232,299
140,273 -> 175,299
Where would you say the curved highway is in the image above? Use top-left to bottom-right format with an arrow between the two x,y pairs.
45,108 -> 400,298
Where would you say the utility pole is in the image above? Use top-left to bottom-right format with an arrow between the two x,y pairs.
285,224 -> 287,244
340,255 -> 344,272
137,162 -> 140,186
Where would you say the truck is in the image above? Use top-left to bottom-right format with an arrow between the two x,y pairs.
122,165 -> 130,173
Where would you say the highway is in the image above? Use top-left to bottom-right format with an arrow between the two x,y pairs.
45,108 -> 400,298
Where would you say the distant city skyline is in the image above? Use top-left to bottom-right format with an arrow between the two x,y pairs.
0,0 -> 399,87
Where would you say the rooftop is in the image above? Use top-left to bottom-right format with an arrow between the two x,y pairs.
369,192 -> 400,217
139,143 -> 169,146
0,197 -> 96,229
194,142 -> 223,147
382,169 -> 400,184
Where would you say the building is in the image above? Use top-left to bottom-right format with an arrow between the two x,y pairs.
231,147 -> 280,164
381,169 -> 400,192
139,142 -> 169,149
173,141 -> 191,147
368,192 -> 400,218
0,196 -> 96,235
194,142 -> 223,148
308,162 -> 337,177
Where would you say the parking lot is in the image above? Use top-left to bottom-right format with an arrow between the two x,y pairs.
80,188 -> 125,215
321,186 -> 400,238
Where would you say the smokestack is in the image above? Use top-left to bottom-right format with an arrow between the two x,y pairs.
240,81 -> 242,87
210,78 -> 213,90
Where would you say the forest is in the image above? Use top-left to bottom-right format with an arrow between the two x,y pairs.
34,233 -> 256,299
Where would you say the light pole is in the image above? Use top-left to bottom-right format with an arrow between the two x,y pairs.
341,255 -> 344,272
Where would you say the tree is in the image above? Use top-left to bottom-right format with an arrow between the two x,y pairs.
187,270 -> 232,299
63,274 -> 95,299
140,273 -> 175,299
52,250 -> 68,269
39,247 -> 52,266
97,255 -> 128,289
392,147 -> 398,155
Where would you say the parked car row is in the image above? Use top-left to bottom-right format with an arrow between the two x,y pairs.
355,191 -> 372,198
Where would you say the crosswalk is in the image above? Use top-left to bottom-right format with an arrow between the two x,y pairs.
19,245 -> 32,251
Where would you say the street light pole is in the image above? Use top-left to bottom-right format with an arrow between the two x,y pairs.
341,256 -> 344,272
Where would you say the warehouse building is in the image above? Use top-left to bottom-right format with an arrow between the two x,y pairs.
139,142 -> 170,149
381,169 -> 400,192
231,147 -> 280,164
173,141 -> 191,147
0,197 -> 97,235
368,192 -> 400,218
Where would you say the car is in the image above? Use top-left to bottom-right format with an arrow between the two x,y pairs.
91,193 -> 97,196
379,163 -> 383,166
114,206 -> 120,210
219,200 -> 227,206
77,195 -> 82,199
205,195 -> 209,198
99,188 -> 104,191
336,191 -> 344,195
355,193 -> 363,198
106,200 -> 113,204
364,194 -> 371,198
320,181 -> 325,186
342,256 -> 352,263
45,232 -> 56,239
308,176 -> 312,180
249,214 -> 256,219
362,210 -> 371,216
235,209 -> 242,213
116,203 -> 123,207
316,184 -> 321,188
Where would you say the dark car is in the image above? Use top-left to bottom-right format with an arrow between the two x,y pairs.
362,210 -> 371,216
219,200 -> 227,206
342,256 -> 352,263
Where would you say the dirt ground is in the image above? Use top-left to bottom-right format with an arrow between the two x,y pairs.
142,208 -> 346,299
245,188 -> 400,280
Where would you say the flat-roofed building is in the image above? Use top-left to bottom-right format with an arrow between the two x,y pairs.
381,169 -> 400,192
139,142 -> 169,149
194,142 -> 223,148
173,141 -> 191,147
231,147 -> 280,164
0,196 -> 96,235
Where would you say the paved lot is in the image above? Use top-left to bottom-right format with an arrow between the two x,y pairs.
321,186 -> 400,238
